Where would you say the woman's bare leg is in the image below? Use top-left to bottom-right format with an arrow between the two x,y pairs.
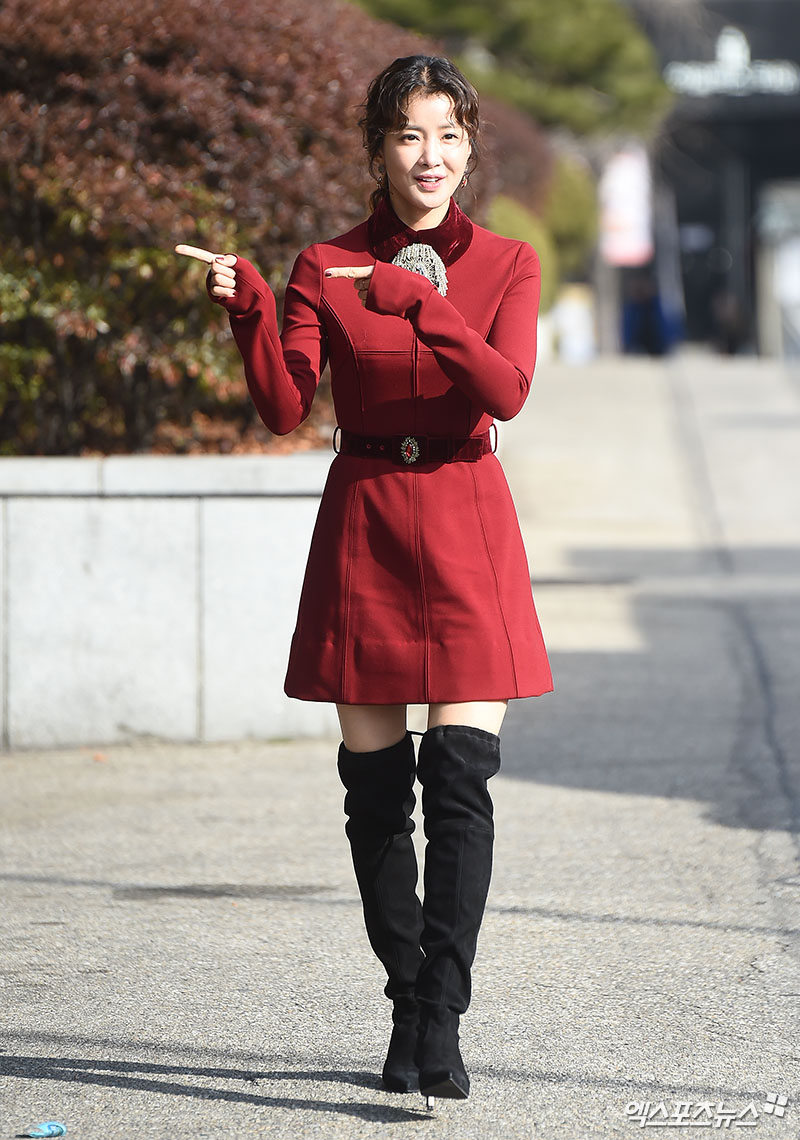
427,700 -> 507,735
337,704 -> 408,752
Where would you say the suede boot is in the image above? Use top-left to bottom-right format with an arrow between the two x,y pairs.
337,732 -> 424,1092
414,725 -> 501,1101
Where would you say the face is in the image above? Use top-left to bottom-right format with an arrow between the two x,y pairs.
379,92 -> 471,230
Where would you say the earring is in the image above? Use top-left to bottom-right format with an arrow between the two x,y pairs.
376,167 -> 387,189
460,171 -> 470,188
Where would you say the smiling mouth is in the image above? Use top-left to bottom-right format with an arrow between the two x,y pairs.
416,175 -> 445,188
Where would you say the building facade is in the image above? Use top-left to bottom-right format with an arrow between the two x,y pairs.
632,0 -> 800,355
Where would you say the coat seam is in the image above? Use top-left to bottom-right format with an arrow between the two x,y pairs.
340,476 -> 360,703
320,287 -> 365,433
469,462 -> 519,695
413,335 -> 419,435
412,473 -> 430,700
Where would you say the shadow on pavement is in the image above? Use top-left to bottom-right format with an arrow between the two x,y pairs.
506,543 -> 800,836
0,1051 -> 425,1123
1,1045 -> 780,1116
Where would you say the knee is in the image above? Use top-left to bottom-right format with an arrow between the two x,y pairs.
417,725 -> 501,784
337,704 -> 408,753
416,725 -> 500,832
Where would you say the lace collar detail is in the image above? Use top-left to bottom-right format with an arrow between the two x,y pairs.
367,196 -> 473,267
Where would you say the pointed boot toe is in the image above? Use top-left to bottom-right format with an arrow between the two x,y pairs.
416,1007 -> 470,1100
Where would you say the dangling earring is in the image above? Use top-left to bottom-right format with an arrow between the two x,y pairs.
460,148 -> 474,191
376,166 -> 387,190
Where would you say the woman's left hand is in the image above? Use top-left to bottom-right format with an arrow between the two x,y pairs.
324,265 -> 375,306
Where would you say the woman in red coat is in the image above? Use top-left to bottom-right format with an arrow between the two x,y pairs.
179,55 -> 551,1106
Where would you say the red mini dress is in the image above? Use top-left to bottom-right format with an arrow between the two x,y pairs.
217,200 -> 553,705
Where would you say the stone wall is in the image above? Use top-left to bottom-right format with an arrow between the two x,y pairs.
0,453 -> 340,749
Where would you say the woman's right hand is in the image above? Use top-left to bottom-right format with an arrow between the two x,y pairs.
174,244 -> 237,300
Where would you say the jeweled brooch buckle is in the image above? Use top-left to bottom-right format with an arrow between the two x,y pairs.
400,435 -> 421,464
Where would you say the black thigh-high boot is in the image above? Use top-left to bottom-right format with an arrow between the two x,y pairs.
337,732 -> 425,1092
414,725 -> 501,1101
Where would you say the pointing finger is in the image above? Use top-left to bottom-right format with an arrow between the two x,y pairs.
175,244 -> 216,264
324,265 -> 375,280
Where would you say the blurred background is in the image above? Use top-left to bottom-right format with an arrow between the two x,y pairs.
3,0 -> 800,458
1,0 -> 799,751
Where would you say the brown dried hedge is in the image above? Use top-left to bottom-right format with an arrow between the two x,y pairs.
0,0 -> 550,454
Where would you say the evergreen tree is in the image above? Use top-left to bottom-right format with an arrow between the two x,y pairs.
352,0 -> 670,134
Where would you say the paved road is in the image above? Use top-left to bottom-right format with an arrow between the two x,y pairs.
2,352 -> 799,1138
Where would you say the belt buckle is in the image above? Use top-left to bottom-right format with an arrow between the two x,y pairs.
399,435 -> 421,465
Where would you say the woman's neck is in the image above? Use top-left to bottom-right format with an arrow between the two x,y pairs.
388,193 -> 451,231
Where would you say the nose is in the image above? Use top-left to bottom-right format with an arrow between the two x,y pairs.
420,137 -> 443,168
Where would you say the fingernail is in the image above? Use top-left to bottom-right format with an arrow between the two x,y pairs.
214,255 -> 225,263
324,269 -> 332,277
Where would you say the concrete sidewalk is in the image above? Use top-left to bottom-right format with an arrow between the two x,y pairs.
1,352 -> 799,1138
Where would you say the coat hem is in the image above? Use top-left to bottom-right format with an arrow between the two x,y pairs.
283,683 -> 554,704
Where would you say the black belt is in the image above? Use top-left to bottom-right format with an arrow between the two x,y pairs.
334,427 -> 496,466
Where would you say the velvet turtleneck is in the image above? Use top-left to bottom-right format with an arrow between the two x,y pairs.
367,195 -> 473,268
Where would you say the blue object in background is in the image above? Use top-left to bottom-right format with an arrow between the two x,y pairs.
24,1124 -> 67,1137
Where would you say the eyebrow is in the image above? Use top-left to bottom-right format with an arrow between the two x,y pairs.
401,121 -> 461,131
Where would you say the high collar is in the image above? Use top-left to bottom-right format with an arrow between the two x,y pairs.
367,196 -> 473,267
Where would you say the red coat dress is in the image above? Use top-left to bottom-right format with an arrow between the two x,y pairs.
218,200 -> 552,704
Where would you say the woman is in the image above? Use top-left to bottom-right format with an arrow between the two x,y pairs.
177,54 -> 552,1105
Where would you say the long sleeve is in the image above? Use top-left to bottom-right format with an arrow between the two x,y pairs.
365,242 -> 540,421
211,246 -> 327,436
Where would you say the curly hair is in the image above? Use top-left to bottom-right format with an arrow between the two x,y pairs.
359,55 -> 481,212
